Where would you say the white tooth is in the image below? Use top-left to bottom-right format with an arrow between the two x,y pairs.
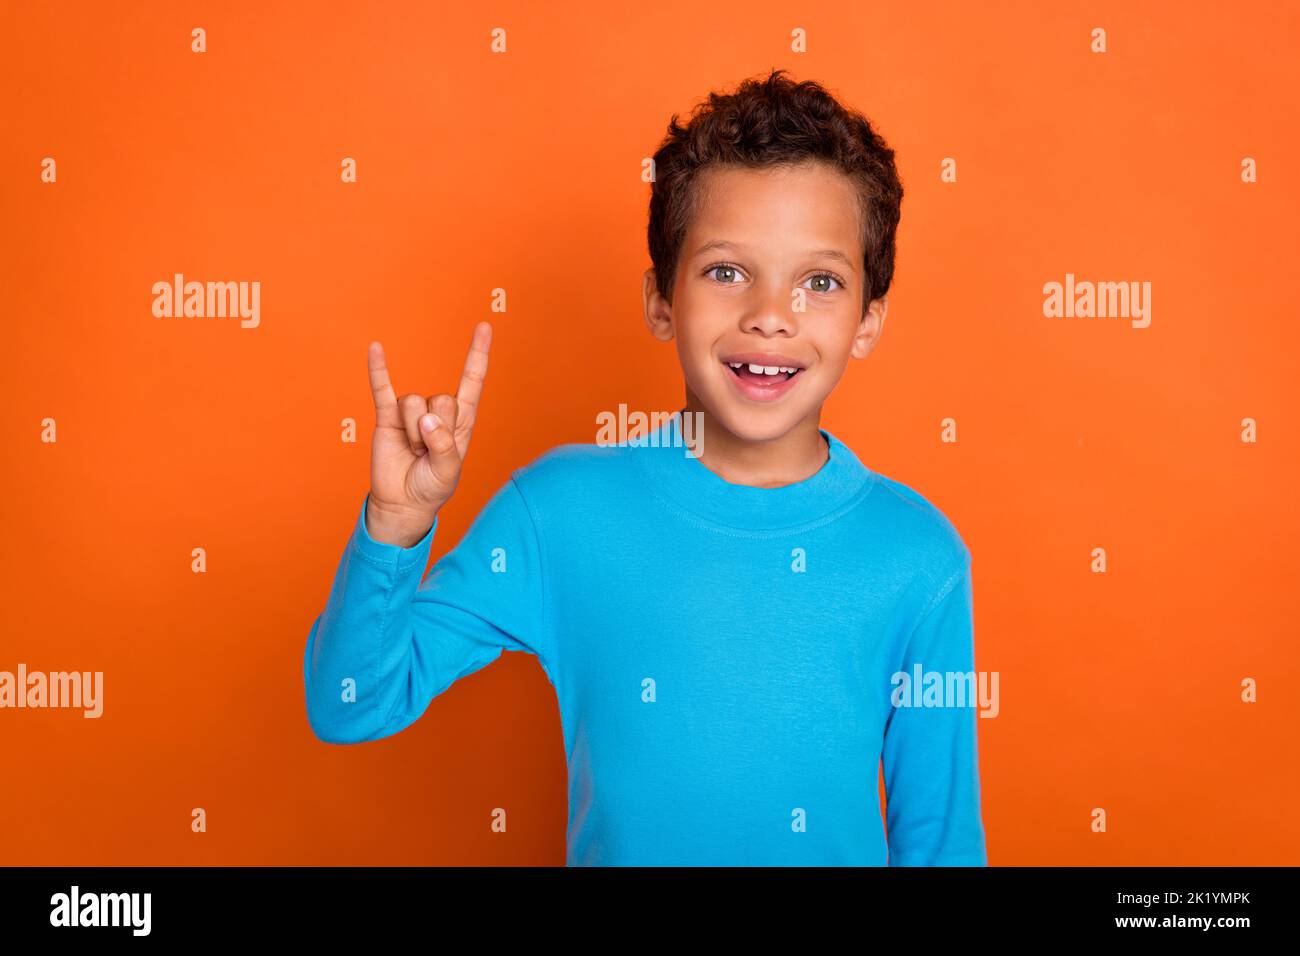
780,367 -> 795,373
746,364 -> 763,373
762,366 -> 779,375
728,362 -> 742,368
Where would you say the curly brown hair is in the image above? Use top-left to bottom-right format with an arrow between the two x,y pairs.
646,68 -> 904,312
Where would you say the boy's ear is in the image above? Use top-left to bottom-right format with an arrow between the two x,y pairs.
850,296 -> 888,359
643,268 -> 675,342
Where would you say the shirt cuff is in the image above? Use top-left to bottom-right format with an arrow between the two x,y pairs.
351,491 -> 438,572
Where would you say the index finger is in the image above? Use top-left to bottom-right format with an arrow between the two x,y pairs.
454,321 -> 491,440
368,341 -> 400,425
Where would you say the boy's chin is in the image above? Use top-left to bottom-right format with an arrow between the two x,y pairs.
705,399 -> 817,444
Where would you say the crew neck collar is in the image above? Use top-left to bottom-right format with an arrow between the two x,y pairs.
628,410 -> 875,532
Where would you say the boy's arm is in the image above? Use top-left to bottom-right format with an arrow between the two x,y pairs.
303,477 -> 550,744
880,557 -> 988,866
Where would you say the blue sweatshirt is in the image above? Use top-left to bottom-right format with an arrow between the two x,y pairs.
303,412 -> 988,866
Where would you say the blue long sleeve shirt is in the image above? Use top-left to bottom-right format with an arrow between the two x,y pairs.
303,412 -> 988,866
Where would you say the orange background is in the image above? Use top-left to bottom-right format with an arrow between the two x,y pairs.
2,1 -> 1297,865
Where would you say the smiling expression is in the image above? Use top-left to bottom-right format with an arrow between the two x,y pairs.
644,159 -> 889,443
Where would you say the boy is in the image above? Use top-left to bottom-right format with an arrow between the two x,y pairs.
303,68 -> 988,866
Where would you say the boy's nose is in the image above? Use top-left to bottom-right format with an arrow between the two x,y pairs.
741,287 -> 800,332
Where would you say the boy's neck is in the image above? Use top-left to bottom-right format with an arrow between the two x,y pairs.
678,397 -> 829,490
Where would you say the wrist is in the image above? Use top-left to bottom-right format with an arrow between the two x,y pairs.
364,497 -> 438,549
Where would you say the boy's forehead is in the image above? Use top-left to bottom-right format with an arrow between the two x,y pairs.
687,163 -> 863,259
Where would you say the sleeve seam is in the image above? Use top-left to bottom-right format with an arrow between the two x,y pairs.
903,554 -> 970,649
882,555 -> 969,736
509,474 -> 555,680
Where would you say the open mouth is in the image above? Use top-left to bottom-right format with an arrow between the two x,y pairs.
724,361 -> 803,385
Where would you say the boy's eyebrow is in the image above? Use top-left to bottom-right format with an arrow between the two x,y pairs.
691,239 -> 856,271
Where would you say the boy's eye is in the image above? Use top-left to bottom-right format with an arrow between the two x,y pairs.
804,273 -> 844,294
705,264 -> 745,284
705,264 -> 845,294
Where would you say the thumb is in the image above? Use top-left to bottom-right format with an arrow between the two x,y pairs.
414,411 -> 463,498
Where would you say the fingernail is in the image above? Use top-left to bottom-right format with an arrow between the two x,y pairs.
421,414 -> 437,431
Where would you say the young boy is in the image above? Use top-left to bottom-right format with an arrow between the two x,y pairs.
303,68 -> 988,867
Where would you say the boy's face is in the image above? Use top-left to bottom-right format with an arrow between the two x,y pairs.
643,160 -> 887,444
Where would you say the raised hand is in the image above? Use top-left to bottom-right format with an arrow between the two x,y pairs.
364,321 -> 492,547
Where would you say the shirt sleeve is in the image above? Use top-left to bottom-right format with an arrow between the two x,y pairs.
881,557 -> 988,866
303,477 -> 551,744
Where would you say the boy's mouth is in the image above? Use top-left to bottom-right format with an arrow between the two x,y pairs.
723,361 -> 802,385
